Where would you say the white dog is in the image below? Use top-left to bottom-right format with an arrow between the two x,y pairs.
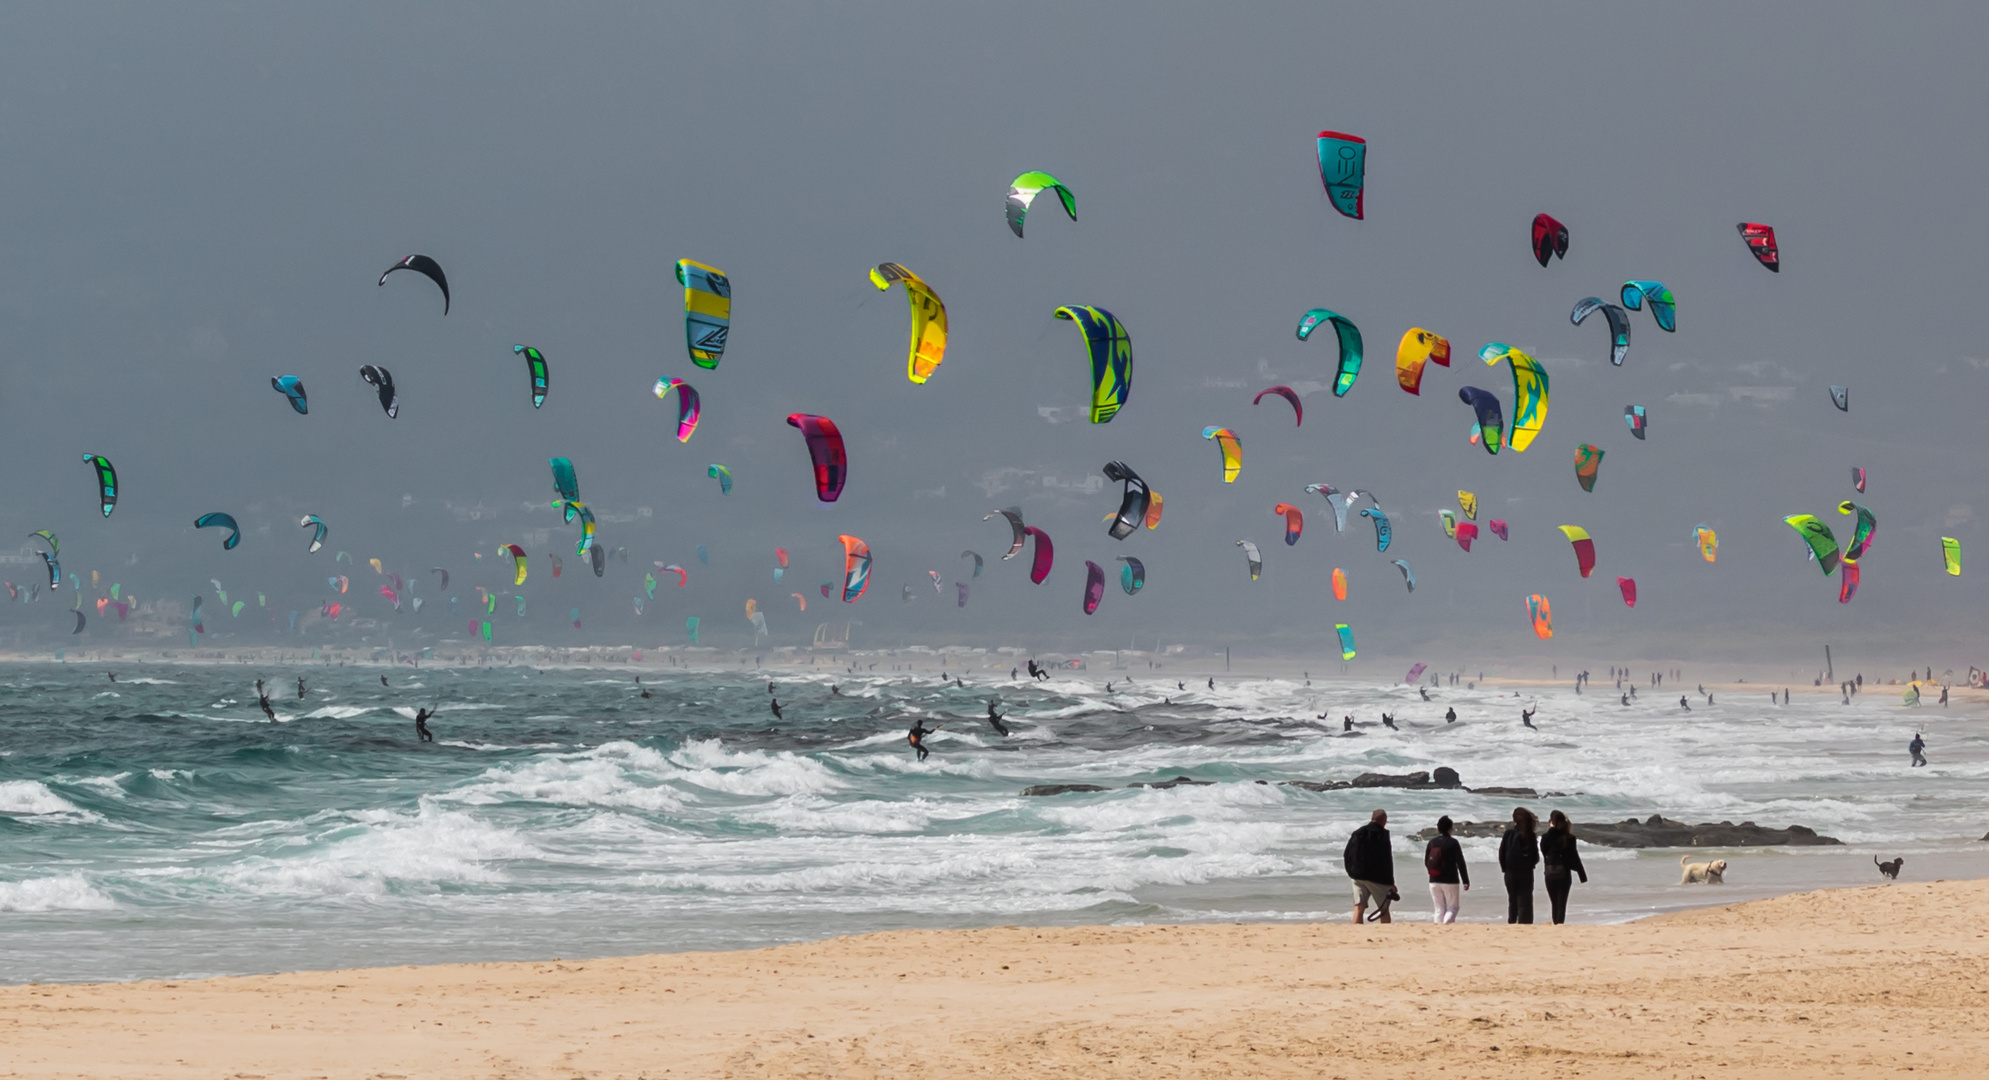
1680,855 -> 1728,884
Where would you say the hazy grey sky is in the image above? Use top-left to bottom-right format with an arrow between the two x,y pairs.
3,3 -> 1986,665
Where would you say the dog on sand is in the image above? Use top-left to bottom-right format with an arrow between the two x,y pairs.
1875,856 -> 1904,880
1680,855 -> 1728,884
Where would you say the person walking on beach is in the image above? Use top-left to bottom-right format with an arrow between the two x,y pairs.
1499,807 -> 1540,924
1539,810 -> 1587,924
1344,809 -> 1397,924
1909,732 -> 1927,767
413,707 -> 435,743
1425,815 -> 1470,924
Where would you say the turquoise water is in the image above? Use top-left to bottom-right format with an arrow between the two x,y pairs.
2,662 -> 1984,983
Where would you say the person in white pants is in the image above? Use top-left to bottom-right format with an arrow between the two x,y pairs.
1424,815 -> 1470,923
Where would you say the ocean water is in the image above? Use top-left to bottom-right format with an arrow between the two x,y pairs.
1,662 -> 1984,983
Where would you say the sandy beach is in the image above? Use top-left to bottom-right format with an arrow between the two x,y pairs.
3,878 -> 1982,1079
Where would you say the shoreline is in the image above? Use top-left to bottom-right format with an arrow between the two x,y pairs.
4,878 -> 1984,1077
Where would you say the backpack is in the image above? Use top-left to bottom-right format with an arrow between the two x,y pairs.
1424,838 -> 1448,878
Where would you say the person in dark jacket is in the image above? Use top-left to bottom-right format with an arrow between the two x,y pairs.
1344,809 -> 1396,923
1539,809 -> 1588,924
1498,806 -> 1540,924
1424,815 -> 1470,923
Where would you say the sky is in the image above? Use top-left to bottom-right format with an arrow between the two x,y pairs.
1,2 -> 1985,668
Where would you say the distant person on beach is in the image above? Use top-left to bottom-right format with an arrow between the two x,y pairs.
1424,815 -> 1470,924
1445,707 -> 1457,723
413,707 -> 435,743
986,699 -> 1010,737
1344,809 -> 1396,924
1909,733 -> 1927,767
1499,807 -> 1540,924
907,718 -> 938,761
1520,708 -> 1536,729
1539,809 -> 1587,924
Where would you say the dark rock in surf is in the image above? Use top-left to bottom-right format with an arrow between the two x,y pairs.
1020,784 -> 1109,797
1412,814 -> 1841,848
1132,775 -> 1214,789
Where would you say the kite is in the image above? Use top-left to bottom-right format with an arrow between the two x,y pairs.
1455,522 -> 1479,551
1783,515 -> 1841,575
686,616 -> 699,643
1395,328 -> 1451,395
27,533 -> 58,587
1103,461 -> 1153,540
785,414 -> 847,502
381,586 -> 400,610
1082,561 -> 1106,615
1054,305 -> 1134,423
548,553 -> 563,578
550,458 -> 579,504
513,345 -> 548,408
675,259 -> 731,369
929,570 -> 943,595
1144,491 -> 1165,530
902,584 -> 913,604
1620,280 -> 1675,332
71,610 -> 85,634
378,254 -> 449,314
819,580 -> 832,599
1837,501 -> 1878,561
870,263 -> 948,384
1694,525 -> 1718,563
708,464 -> 733,495
591,543 -> 606,578
792,592 -> 807,612
1362,508 -> 1392,552
1404,662 -> 1428,684
1829,385 -> 1849,411
1625,405 -> 1647,440
654,379 -> 701,441
192,596 -> 204,634
1334,623 -> 1356,660
81,455 -> 117,517
1236,540 -> 1262,581
1006,172 -> 1076,238
500,543 -> 528,585
1458,387 -> 1504,454
1531,213 -> 1569,267
1201,427 -> 1242,482
1391,559 -> 1415,592
839,534 -> 872,601
1439,510 -> 1457,538
1297,308 -> 1364,396
1557,525 -> 1596,578
1838,561 -> 1861,604
1315,130 -> 1366,219
1273,502 -> 1304,546
194,513 -> 241,551
1570,297 -> 1631,367
956,583 -> 969,607
776,547 -> 789,568
369,558 -> 382,575
1117,556 -> 1145,595
271,376 -> 308,414
643,573 -> 657,599
986,507 -> 1026,559
1941,537 -> 1962,576
359,365 -> 399,418
571,607 -> 582,630
1618,577 -> 1637,607
1023,526 -> 1055,584
697,545 -> 709,565
1480,344 -> 1548,452
962,550 -> 984,577
334,575 -> 349,594
1488,519 -> 1508,541
431,568 -> 449,592
1253,386 -> 1303,425
1306,485 -> 1347,530
1852,466 -> 1866,493
300,515 -> 327,553
480,621 -> 494,643
1575,444 -> 1604,492
1457,491 -> 1478,520
661,564 -> 687,587
1736,222 -> 1779,272
1331,567 -> 1347,601
1527,594 -> 1553,639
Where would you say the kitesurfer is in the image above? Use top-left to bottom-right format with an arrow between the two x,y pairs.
1207,677 -> 1215,690
1909,733 -> 1927,767
107,672 -> 116,683
986,699 -> 1010,737
908,718 -> 938,761
1445,707 -> 1457,723
1381,713 -> 1398,730
380,675 -> 389,687
414,707 -> 435,742
297,677 -> 306,698
770,699 -> 784,721
256,680 -> 276,723
1419,687 -> 1430,701
1520,708 -> 1536,730
1680,696 -> 1691,711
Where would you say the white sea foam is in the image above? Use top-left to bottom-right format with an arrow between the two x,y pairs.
0,874 -> 116,912
0,780 -> 102,821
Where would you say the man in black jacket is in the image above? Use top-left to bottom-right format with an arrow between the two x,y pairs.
1344,809 -> 1396,923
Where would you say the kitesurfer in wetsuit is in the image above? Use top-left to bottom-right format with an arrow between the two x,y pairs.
986,699 -> 1010,737
414,707 -> 435,742
1419,687 -> 1430,701
1445,707 -> 1457,723
770,699 -> 784,721
297,677 -> 306,698
1520,707 -> 1537,729
1381,713 -> 1398,730
908,718 -> 939,761
1680,695 -> 1691,711
256,680 -> 276,722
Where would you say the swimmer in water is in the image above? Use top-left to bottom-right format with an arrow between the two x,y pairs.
414,707 -> 435,742
1445,707 -> 1457,723
770,699 -> 784,721
986,699 -> 1010,737
907,718 -> 939,761
1521,707 -> 1536,729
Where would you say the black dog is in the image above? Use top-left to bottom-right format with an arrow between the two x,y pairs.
1876,856 -> 1904,881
